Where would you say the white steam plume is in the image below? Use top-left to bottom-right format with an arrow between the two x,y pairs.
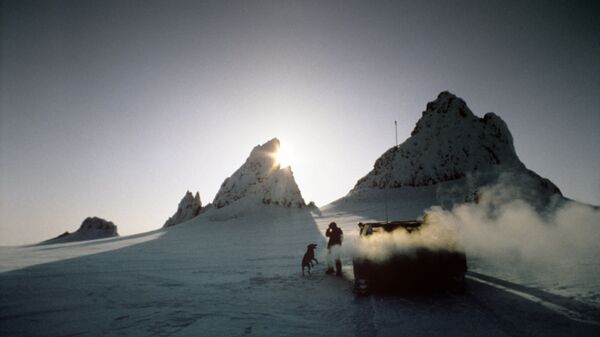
350,217 -> 464,263
428,181 -> 600,304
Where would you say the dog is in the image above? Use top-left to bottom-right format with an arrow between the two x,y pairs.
302,243 -> 318,275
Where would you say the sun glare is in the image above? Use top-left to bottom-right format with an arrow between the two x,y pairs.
274,143 -> 293,168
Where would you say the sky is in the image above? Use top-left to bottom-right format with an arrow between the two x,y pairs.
1,0 -> 599,245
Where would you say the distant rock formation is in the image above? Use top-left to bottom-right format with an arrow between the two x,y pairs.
41,217 -> 119,245
213,138 -> 306,209
163,191 -> 202,228
350,91 -> 561,206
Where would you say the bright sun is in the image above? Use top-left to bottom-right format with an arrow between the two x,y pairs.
274,143 -> 293,168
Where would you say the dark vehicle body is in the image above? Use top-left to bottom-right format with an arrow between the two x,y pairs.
353,221 -> 467,294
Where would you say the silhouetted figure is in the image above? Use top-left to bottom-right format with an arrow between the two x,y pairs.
325,222 -> 343,276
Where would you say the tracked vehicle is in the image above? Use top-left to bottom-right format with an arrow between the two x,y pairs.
352,220 -> 467,294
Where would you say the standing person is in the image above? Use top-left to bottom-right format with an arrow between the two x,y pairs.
325,222 -> 343,276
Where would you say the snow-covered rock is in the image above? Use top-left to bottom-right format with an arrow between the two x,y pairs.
213,138 -> 306,209
163,191 -> 202,228
350,91 -> 561,206
42,217 -> 119,244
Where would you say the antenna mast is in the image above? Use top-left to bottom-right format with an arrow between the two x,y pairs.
384,120 -> 396,223
394,120 -> 398,147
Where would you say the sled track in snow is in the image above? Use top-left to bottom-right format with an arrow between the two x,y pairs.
466,272 -> 600,327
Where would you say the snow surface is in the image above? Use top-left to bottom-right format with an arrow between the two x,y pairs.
1,200 -> 599,336
0,231 -> 164,273
213,138 -> 306,209
2,94 -> 598,336
163,191 -> 202,228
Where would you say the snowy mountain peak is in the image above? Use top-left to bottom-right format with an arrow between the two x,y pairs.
417,91 -> 474,122
249,137 -> 280,163
351,91 -> 560,200
213,138 -> 306,209
181,190 -> 201,206
163,191 -> 202,228
411,92 -> 513,151
241,137 -> 282,177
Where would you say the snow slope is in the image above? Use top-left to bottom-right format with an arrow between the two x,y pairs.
1,96 -> 598,336
163,191 -> 202,228
1,202 -> 599,336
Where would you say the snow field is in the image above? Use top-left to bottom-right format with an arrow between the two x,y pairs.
2,204 -> 599,336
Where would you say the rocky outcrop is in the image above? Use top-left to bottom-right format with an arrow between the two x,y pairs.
213,138 -> 306,209
350,91 -> 561,206
163,191 -> 202,228
42,217 -> 119,245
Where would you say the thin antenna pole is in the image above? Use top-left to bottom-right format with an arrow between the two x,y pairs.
384,120 -> 396,223
394,120 -> 398,147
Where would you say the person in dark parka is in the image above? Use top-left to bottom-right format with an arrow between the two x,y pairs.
325,222 -> 343,276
